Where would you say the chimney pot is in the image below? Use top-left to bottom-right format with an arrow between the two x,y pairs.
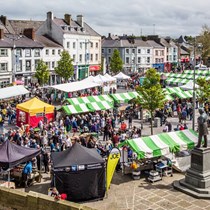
47,11 -> 53,20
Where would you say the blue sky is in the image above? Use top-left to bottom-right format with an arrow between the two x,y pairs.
0,0 -> 209,37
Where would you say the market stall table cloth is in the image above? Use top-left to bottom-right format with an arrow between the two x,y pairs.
119,129 -> 198,159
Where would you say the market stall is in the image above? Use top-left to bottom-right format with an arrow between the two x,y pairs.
110,92 -> 139,103
16,97 -> 54,128
118,129 -> 198,179
51,142 -> 105,202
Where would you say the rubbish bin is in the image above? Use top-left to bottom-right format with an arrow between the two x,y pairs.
154,117 -> 160,127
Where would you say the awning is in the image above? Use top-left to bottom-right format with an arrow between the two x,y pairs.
110,92 -> 139,103
89,65 -> 100,71
66,95 -> 113,105
119,129 -> 198,159
173,90 -> 193,99
165,87 -> 183,94
0,85 -> 29,100
87,101 -> 113,111
62,104 -> 90,115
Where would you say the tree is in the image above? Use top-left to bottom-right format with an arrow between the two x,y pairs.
54,50 -> 74,82
136,68 -> 166,135
34,59 -> 50,86
196,77 -> 210,106
198,25 -> 210,65
110,49 -> 123,74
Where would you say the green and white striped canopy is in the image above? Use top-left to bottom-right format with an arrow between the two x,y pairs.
62,104 -> 90,115
165,87 -> 183,94
184,70 -> 210,75
172,90 -> 193,99
87,101 -> 113,111
166,78 -> 189,85
66,95 -> 113,105
110,92 -> 139,103
119,129 -> 198,159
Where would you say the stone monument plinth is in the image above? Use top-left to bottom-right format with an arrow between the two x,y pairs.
174,147 -> 210,199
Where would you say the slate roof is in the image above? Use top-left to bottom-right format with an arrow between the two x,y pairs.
8,20 -> 43,35
147,40 -> 164,48
2,34 -> 44,48
53,17 -> 100,36
35,35 -> 63,48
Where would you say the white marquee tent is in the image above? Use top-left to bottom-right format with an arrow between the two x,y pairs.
51,80 -> 100,93
0,85 -> 29,100
180,80 -> 199,90
113,72 -> 130,80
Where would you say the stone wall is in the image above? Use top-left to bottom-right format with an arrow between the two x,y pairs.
0,187 -> 95,210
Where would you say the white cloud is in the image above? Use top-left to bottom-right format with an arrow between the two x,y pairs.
0,0 -> 209,37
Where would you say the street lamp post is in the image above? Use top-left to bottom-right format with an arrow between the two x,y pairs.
192,39 -> 203,131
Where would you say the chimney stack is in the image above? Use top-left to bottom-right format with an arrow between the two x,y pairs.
64,14 -> 71,25
23,28 -> 35,40
47,11 -> 54,20
77,15 -> 84,28
0,15 -> 7,26
0,28 -> 4,40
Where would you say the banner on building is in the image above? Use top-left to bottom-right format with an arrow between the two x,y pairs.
106,147 -> 121,191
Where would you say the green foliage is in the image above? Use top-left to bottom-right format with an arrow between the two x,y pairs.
136,68 -> 166,135
196,77 -> 210,104
110,49 -> 123,74
34,60 -> 50,86
55,50 -> 74,82
197,25 -> 210,65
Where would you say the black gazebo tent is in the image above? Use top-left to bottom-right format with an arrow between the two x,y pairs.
51,142 -> 106,202
0,140 -> 41,169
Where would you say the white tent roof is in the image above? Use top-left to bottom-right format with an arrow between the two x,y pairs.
51,80 -> 100,93
103,73 -> 116,82
0,85 -> 29,100
180,80 -> 199,90
113,72 -> 130,80
94,74 -> 110,83
82,76 -> 95,83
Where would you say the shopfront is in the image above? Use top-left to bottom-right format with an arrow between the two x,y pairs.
89,65 -> 101,76
78,65 -> 89,80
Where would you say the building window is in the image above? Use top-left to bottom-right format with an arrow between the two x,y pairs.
108,57 -> 111,63
80,43 -> 83,49
52,49 -> 55,55
58,50 -> 61,55
138,49 -> 141,54
147,57 -> 150,63
155,58 -> 158,63
102,49 -> 104,54
132,49 -> 135,54
167,55 -> 169,61
52,61 -> 55,68
126,57 -> 129,64
0,63 -> 8,72
147,49 -> 150,54
167,48 -> 169,53
95,54 -> 98,61
173,55 -> 176,61
34,59 -> 40,69
16,49 -> 22,57
25,60 -> 31,71
25,49 -> 31,57
73,42 -> 76,49
126,49 -> 129,54
90,54 -> 93,61
137,57 -> 141,64
45,62 -> 50,69
79,54 -> 82,62
108,49 -> 111,54
0,49 -> 8,56
34,49 -> 40,57
73,54 -> 76,62
173,48 -> 177,53
67,42 -> 70,48
90,42 -> 93,48
16,60 -> 22,72
155,50 -> 158,56
46,49 -> 49,56
96,42 -> 98,48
